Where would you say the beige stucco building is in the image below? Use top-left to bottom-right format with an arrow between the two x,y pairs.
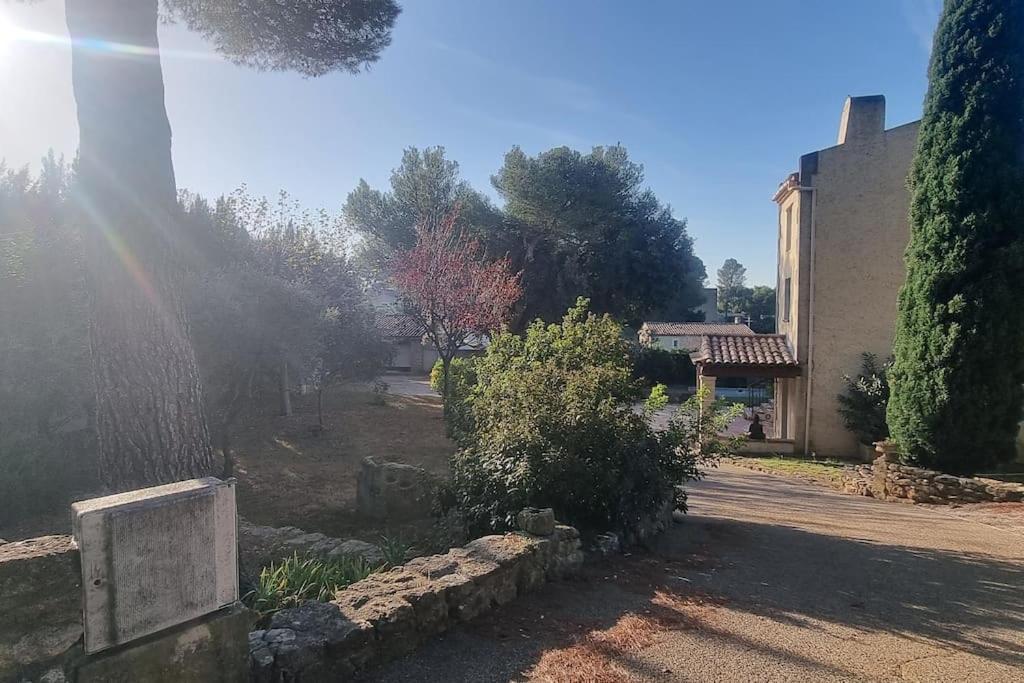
772,95 -> 919,457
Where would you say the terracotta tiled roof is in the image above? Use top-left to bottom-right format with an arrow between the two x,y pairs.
693,334 -> 797,367
376,313 -> 422,339
642,322 -> 755,337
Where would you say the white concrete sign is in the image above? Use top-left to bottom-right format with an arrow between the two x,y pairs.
72,477 -> 238,653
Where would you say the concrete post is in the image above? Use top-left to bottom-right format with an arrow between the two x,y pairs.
73,478 -> 239,653
698,373 -> 716,414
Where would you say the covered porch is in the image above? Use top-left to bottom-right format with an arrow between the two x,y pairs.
690,334 -> 801,455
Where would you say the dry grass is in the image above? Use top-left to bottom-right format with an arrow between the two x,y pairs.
728,455 -> 849,487
526,590 -> 706,682
232,385 -> 455,540
530,642 -> 630,683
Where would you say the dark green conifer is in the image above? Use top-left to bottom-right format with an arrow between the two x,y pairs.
888,0 -> 1024,474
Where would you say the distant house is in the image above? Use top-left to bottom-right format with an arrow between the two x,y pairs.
372,286 -> 488,374
376,313 -> 437,373
638,321 -> 754,352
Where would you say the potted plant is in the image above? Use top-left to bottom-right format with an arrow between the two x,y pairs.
837,353 -> 891,461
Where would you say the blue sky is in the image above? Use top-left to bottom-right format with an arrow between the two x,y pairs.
1,1 -> 942,285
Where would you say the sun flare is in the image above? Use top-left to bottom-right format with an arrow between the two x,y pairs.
0,12 -> 22,60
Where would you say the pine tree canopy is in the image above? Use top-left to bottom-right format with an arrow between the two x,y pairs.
163,0 -> 402,76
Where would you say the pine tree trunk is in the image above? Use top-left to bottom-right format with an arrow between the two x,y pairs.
279,358 -> 292,416
66,0 -> 214,489
441,355 -> 452,418
317,387 -> 325,430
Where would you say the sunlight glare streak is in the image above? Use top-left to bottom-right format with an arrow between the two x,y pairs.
0,12 -> 19,61
0,10 -> 218,63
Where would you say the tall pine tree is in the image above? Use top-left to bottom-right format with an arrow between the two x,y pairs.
888,0 -> 1024,474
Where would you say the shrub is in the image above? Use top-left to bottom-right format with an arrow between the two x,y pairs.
645,383 -> 670,413
449,299 -> 741,537
837,353 -> 891,446
246,553 -> 379,621
377,533 -> 414,566
429,356 -> 478,441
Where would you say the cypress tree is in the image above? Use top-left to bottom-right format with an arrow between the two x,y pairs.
888,0 -> 1024,475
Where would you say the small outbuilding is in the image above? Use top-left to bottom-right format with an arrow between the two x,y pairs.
690,333 -> 801,454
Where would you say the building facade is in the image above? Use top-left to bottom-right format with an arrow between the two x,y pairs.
371,285 -> 488,374
773,95 -> 919,456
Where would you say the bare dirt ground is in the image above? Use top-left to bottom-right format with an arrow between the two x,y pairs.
232,386 -> 454,542
1,384 -> 455,544
364,464 -> 1024,682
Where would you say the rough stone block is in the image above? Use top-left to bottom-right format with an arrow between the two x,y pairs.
76,602 -> 252,683
355,457 -> 435,520
73,478 -> 238,653
0,536 -> 83,681
516,508 -> 556,536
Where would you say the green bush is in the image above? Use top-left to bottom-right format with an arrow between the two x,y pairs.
837,353 -> 891,446
376,533 -> 414,566
245,553 -> 379,622
429,357 -> 478,441
645,383 -> 670,413
449,299 -> 741,537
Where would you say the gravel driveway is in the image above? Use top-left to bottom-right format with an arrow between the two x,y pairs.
377,373 -> 437,397
363,464 -> 1024,682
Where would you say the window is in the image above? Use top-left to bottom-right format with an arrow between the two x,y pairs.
783,277 -> 792,322
672,339 -> 679,349
785,206 -> 793,252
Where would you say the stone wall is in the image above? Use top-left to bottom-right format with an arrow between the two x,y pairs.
238,521 -> 383,590
840,454 -> 1024,505
1,533 -> 253,683
249,511 -> 583,681
0,536 -> 82,682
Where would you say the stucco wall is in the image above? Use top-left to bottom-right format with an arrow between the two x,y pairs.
385,340 -> 438,374
775,96 -> 919,457
775,178 -> 808,443
646,334 -> 701,352
802,120 -> 919,456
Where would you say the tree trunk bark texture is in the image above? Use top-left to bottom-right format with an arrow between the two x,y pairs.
441,356 -> 452,418
279,358 -> 292,416
66,0 -> 214,489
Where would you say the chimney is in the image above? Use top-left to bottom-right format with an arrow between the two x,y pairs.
837,95 -> 886,144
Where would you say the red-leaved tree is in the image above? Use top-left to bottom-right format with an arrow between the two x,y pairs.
392,210 -> 522,408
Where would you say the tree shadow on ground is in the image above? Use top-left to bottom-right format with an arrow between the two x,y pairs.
362,505 -> 1024,682
673,516 -> 1024,668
